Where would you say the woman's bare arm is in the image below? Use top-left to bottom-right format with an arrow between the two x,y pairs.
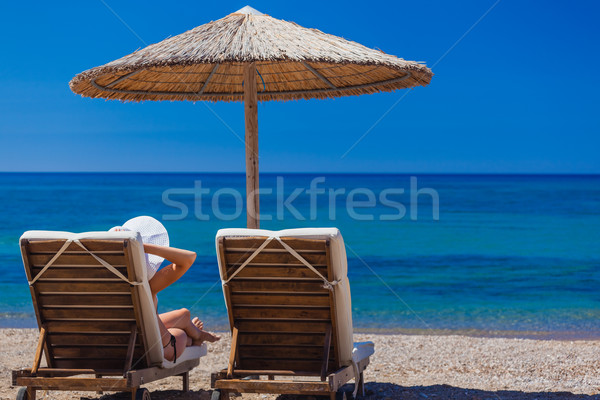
144,244 -> 196,294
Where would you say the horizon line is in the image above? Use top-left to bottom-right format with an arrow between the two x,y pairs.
1,171 -> 599,176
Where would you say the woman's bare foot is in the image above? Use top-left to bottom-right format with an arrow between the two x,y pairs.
191,317 -> 220,345
191,330 -> 221,346
192,317 -> 204,331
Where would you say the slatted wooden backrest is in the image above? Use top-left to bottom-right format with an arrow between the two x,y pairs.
20,238 -> 148,372
219,236 -> 339,375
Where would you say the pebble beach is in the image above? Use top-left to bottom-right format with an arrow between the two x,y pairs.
2,329 -> 599,400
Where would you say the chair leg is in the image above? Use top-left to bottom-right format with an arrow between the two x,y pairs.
131,387 -> 137,400
96,374 -> 103,395
359,371 -> 365,396
182,371 -> 190,392
26,387 -> 36,400
219,389 -> 230,400
331,391 -> 348,400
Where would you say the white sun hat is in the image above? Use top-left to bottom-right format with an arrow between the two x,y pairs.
109,216 -> 169,280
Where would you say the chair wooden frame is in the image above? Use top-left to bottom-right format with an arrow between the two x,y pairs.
211,235 -> 370,400
12,237 -> 199,400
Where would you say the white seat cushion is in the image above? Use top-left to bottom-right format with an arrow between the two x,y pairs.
162,343 -> 207,368
352,341 -> 375,363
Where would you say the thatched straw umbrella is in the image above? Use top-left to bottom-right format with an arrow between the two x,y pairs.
70,6 -> 433,228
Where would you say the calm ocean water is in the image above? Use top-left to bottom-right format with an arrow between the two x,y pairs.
0,173 -> 599,338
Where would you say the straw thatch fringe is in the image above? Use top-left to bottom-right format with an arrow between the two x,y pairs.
70,10 -> 433,102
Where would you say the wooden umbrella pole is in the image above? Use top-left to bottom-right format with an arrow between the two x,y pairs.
244,62 -> 259,229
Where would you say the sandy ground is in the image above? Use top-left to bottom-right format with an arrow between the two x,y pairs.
2,329 -> 600,400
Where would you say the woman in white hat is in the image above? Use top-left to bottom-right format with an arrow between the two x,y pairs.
111,216 -> 220,362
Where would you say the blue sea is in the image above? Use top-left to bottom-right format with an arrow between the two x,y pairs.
1,173 -> 599,339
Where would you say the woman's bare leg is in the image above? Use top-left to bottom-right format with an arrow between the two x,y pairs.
162,328 -> 189,362
159,308 -> 203,340
156,312 -> 190,361
159,308 -> 220,344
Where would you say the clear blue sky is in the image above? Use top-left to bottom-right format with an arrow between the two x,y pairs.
0,1 -> 598,173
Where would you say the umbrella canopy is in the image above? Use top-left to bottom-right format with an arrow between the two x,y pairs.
70,6 -> 433,227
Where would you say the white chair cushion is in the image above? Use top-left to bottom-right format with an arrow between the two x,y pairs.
162,343 -> 207,368
352,341 -> 375,363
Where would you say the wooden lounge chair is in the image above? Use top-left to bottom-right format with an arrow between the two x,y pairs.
12,230 -> 207,400
211,228 -> 374,400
